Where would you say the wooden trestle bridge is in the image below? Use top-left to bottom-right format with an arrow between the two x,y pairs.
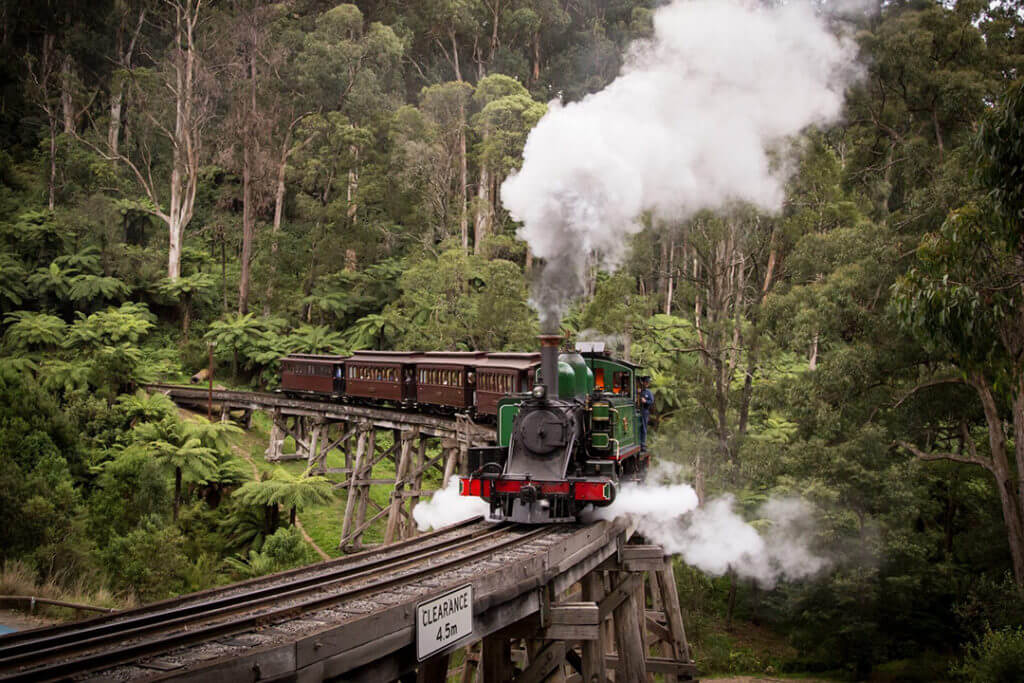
0,384 -> 698,682
144,382 -> 497,551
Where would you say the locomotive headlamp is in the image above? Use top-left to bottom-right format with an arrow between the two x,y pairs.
531,384 -> 546,399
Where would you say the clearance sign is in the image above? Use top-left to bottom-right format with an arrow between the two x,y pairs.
416,584 -> 474,660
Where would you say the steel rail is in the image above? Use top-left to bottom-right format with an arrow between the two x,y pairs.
0,516 -> 485,650
0,521 -> 513,663
0,525 -> 554,682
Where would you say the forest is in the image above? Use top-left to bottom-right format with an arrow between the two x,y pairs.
1,0 -> 1023,678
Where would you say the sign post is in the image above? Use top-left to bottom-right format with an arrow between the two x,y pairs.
416,584 -> 473,661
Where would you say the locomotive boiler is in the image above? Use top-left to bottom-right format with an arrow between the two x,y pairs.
460,336 -> 648,523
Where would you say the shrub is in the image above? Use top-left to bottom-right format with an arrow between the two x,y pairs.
955,627 -> 1024,683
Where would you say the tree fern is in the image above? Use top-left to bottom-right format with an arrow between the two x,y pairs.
3,311 -> 68,349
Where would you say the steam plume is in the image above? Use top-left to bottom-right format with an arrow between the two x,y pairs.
413,478 -> 490,531
589,481 -> 829,587
501,0 -> 860,330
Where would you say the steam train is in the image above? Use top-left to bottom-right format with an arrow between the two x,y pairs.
278,337 -> 648,523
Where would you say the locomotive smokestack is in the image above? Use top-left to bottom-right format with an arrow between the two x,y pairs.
538,334 -> 562,399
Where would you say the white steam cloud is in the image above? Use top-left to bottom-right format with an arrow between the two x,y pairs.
413,478 -> 490,531
501,0 -> 860,329
588,479 -> 829,587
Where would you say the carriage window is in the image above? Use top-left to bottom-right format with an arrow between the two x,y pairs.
595,368 -> 605,391
612,371 -> 631,395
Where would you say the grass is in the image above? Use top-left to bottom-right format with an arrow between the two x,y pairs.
224,409 -> 446,558
0,560 -> 136,621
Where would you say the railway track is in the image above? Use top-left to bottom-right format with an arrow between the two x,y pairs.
0,517 -> 563,682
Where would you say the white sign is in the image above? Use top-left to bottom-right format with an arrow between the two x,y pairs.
416,584 -> 473,661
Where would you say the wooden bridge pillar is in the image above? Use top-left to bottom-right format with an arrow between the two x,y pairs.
431,545 -> 697,683
384,428 -> 417,544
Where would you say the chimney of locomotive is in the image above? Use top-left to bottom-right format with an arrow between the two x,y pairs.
538,334 -> 562,400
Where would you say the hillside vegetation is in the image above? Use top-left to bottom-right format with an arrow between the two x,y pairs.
1,0 -> 1024,678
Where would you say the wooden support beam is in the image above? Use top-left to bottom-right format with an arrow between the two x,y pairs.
460,642 -> 480,683
597,573 -> 641,620
384,429 -> 415,545
442,447 -> 458,489
516,641 -> 565,683
612,573 -> 646,681
266,409 -> 284,461
541,602 -> 601,641
581,571 -> 607,683
645,614 -> 673,645
655,559 -> 692,667
338,423 -> 370,550
482,633 -> 515,683
417,651 -> 451,683
604,656 -> 697,677
406,434 -> 429,539
352,427 -> 375,549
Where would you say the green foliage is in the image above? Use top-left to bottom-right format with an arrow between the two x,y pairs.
66,302 -> 156,349
0,251 -> 27,310
204,312 -> 285,379
287,324 -> 345,355
234,467 -> 335,525
387,248 -> 536,350
0,1 -> 1019,674
223,526 -> 313,579
98,515 -> 188,601
955,628 -> 1024,683
3,310 -> 67,349
68,274 -> 130,305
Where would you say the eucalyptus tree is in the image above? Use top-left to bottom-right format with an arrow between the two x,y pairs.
75,0 -> 216,280
894,79 -> 1024,589
470,74 -> 544,255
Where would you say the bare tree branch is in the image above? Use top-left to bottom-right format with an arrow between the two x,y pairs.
898,440 -> 994,473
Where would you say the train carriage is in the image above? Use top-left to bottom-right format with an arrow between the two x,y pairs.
414,352 -> 486,411
345,351 -> 421,403
280,353 -> 346,396
472,353 -> 541,417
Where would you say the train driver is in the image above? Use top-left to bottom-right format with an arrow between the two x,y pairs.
638,376 -> 654,451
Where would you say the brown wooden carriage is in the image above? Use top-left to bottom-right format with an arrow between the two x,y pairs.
472,352 -> 541,416
280,353 -> 346,395
414,352 -> 486,410
345,351 -> 422,403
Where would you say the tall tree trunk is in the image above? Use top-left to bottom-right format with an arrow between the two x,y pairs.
48,115 -> 57,211
60,53 -> 73,134
474,164 -> 491,254
459,117 -> 468,252
347,143 -> 360,226
238,53 -> 257,314
451,27 -> 467,253
108,87 -> 124,155
264,132 -> 289,316
975,375 -> 1024,588
173,466 -> 182,521
658,235 -> 669,294
531,30 -> 540,84
265,119 -> 316,316
664,237 -> 674,316
166,0 -> 204,280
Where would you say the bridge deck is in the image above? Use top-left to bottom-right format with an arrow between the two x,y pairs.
145,383 -> 497,444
